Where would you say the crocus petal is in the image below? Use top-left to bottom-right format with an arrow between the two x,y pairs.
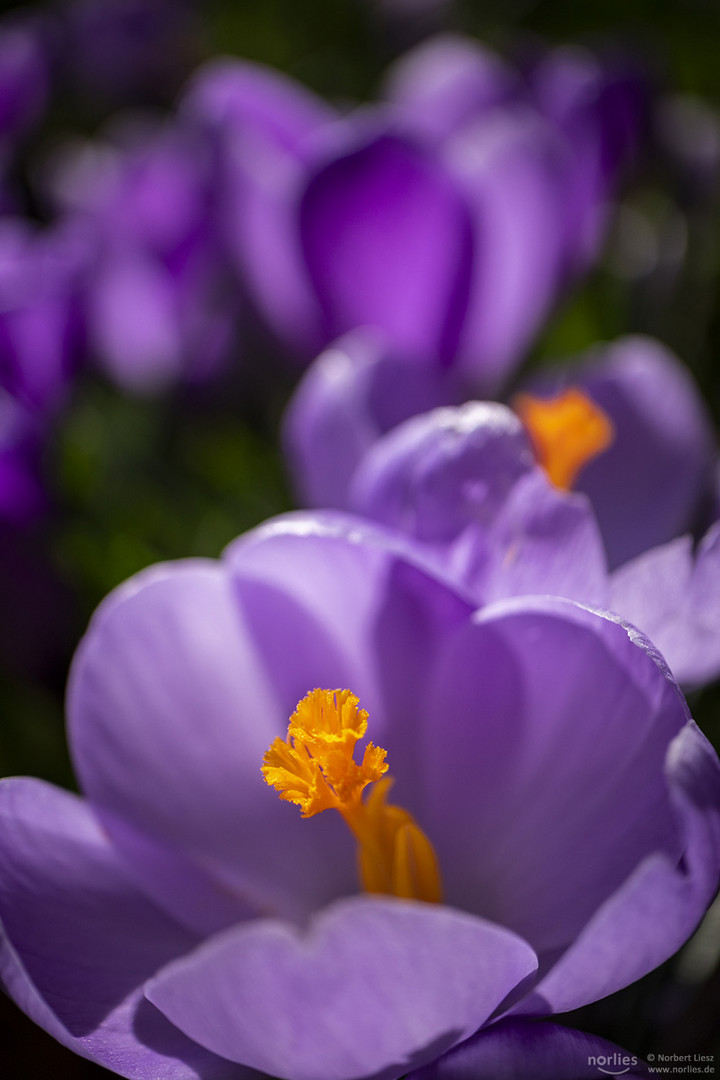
300,132 -> 473,364
383,34 -> 518,141
0,777 -> 244,1080
348,402 -> 608,607
524,720 -> 720,1014
610,522 -> 720,689
183,58 -> 334,357
183,57 -> 336,163
283,330 -> 462,508
349,401 -> 534,543
564,336 -> 716,568
88,249 -> 184,391
407,1018 -> 648,1079
147,896 -> 538,1080
530,46 -> 646,269
68,558 -> 360,932
422,596 -> 690,960
222,131 -> 325,355
444,109 -> 567,390
0,219 -> 87,411
475,471 -> 609,608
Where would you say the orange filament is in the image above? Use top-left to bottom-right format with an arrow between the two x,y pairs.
514,387 -> 614,491
262,688 -> 442,904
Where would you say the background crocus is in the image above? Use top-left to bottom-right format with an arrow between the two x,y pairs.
50,116 -> 239,393
1,512 -> 719,1079
342,380 -> 720,690
285,333 -> 720,690
182,34 -> 643,388
0,215 -> 88,413
286,331 -> 716,548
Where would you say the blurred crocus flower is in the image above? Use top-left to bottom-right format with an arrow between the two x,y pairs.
52,116 -> 238,392
285,334 -> 720,690
182,35 -> 644,388
349,350 -> 720,689
521,42 -> 647,270
286,333 -> 713,548
1,512 -> 718,1078
0,216 -> 88,412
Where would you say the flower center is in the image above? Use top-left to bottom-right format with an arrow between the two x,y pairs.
513,387 -> 614,491
262,688 -> 443,904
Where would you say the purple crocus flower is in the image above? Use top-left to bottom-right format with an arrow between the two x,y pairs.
52,116 -> 238,392
286,332 -> 715,556
182,35 -> 643,388
1,511 -> 719,1078
285,334 -> 720,690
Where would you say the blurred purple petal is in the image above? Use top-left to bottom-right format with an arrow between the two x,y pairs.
529,46 -> 647,268
350,403 -> 608,606
301,132 -> 474,364
283,330 -> 463,508
476,471 -> 608,607
350,401 -> 534,542
384,34 -> 519,141
55,117 -> 238,390
0,218 -> 88,411
445,110 -> 567,389
147,897 -> 537,1080
183,56 -> 337,161
183,58 -> 336,357
558,336 -> 716,568
88,248 -> 184,390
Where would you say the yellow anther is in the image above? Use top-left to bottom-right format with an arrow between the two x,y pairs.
514,387 -> 614,491
262,689 -> 387,817
262,689 -> 443,904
